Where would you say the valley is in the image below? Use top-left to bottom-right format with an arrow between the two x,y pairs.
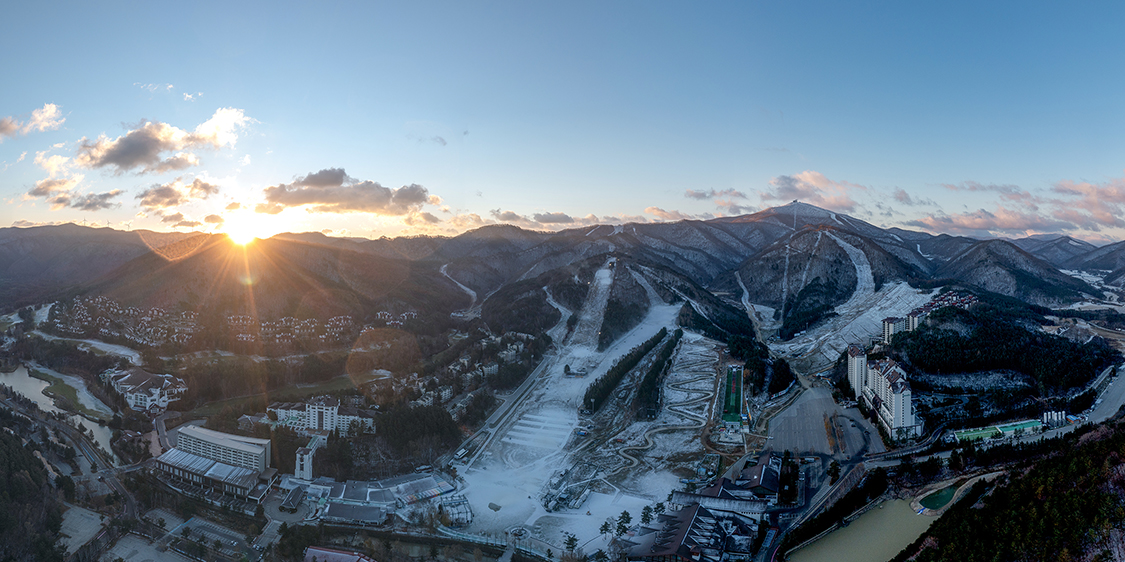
4,201 -> 1125,561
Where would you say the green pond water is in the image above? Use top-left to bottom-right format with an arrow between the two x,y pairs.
789,499 -> 936,562
920,484 -> 959,510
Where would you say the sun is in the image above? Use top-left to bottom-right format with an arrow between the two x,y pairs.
221,210 -> 281,245
226,230 -> 257,245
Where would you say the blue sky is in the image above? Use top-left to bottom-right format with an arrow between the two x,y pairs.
3,2 -> 1125,242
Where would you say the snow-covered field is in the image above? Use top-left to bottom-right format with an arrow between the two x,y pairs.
457,261 -> 720,552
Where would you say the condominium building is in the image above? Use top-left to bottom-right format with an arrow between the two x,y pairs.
847,349 -> 923,439
268,395 -> 376,436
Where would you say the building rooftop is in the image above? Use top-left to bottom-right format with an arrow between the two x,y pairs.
178,425 -> 270,455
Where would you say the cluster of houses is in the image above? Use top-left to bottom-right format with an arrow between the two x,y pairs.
49,296 -> 199,346
881,290 -> 979,344
227,314 -> 359,345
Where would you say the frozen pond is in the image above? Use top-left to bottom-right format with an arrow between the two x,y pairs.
0,365 -> 120,465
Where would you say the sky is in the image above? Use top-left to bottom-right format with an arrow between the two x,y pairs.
3,2 -> 1125,243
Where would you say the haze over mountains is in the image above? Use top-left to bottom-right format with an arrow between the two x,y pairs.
4,202 -> 1125,343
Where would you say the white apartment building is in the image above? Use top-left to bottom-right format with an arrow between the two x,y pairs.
847,349 -> 923,440
268,395 -> 376,436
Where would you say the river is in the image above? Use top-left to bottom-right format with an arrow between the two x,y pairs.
0,365 -> 121,465
788,499 -> 936,562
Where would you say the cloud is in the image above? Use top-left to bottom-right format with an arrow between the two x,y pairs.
203,214 -> 224,225
160,212 -> 185,223
11,219 -> 66,227
714,199 -> 754,215
942,181 -> 1041,207
23,104 -> 65,134
403,211 -> 442,226
761,171 -> 864,211
27,176 -> 83,198
46,190 -> 123,211
183,92 -> 202,101
1049,178 -> 1125,231
259,168 -> 435,215
225,202 -> 241,211
431,136 -> 447,146
532,212 -> 574,224
490,209 -> 528,222
905,206 -> 1075,238
644,207 -> 713,221
173,220 -> 201,228
892,188 -> 936,207
0,103 -> 66,141
34,151 -> 71,177
0,117 -> 18,140
74,107 -> 249,174
135,177 -> 220,211
684,188 -> 748,200
134,83 -> 174,93
448,213 -> 492,230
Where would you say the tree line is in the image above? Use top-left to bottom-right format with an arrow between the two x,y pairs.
582,328 -> 668,413
634,329 -> 684,418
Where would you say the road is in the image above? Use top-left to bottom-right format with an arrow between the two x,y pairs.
0,390 -> 140,521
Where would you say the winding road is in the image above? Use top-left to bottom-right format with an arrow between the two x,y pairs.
607,373 -> 715,476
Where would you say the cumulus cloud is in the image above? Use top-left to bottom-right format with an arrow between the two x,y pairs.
533,212 -> 574,224
761,171 -> 864,211
23,104 -> 65,134
257,168 -> 435,216
225,202 -> 241,211
34,151 -> 71,177
0,103 -> 66,141
403,211 -> 442,226
135,177 -> 220,211
448,213 -> 492,230
173,220 -> 201,228
74,108 -> 249,174
0,117 -> 18,139
204,214 -> 224,225
160,212 -> 185,223
490,209 -> 528,222
46,190 -> 123,211
27,176 -> 83,198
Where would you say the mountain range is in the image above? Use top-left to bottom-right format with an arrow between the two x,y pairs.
4,202 -> 1125,345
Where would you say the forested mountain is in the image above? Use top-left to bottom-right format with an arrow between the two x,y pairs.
4,202 -> 1121,348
